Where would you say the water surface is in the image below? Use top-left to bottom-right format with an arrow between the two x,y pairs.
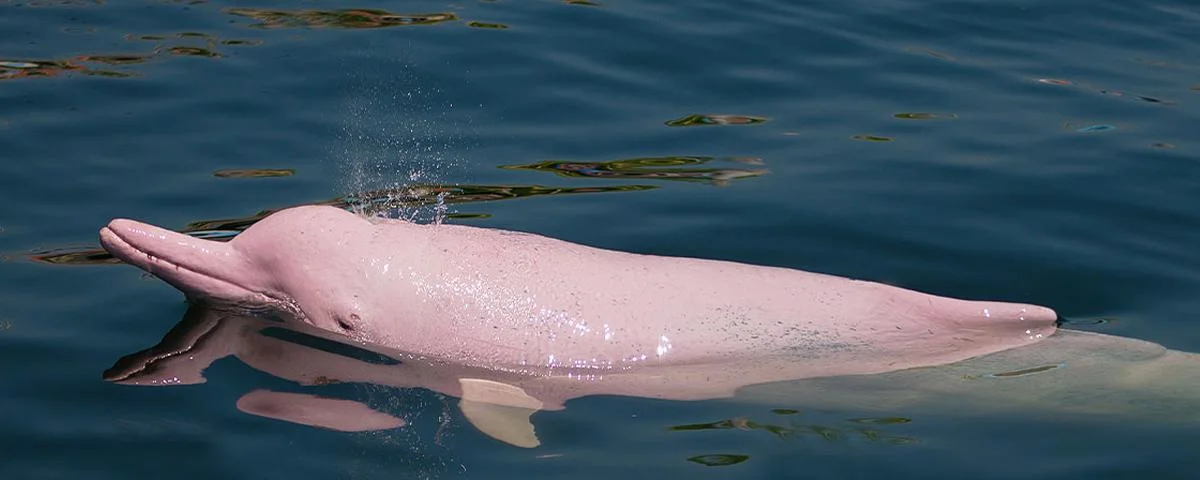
2,0 -> 1199,478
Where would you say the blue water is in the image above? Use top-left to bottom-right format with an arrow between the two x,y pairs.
3,0 -> 1199,478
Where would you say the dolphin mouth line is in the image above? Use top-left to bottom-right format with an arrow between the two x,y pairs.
99,226 -> 290,308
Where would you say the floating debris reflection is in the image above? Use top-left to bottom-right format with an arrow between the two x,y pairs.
467,21 -> 509,29
1037,77 -> 1177,105
0,58 -> 138,80
893,112 -> 957,120
851,134 -> 893,142
1,31 -> 261,82
29,183 -> 656,266
166,46 -> 220,58
213,169 -> 296,178
665,114 -> 768,127
687,454 -> 749,467
499,156 -> 768,186
225,8 -> 458,29
669,410 -> 917,445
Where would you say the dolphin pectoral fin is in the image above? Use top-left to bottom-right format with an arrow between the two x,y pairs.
458,378 -> 543,448
459,400 -> 541,448
235,389 -> 406,432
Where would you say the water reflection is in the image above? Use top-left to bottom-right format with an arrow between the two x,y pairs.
1036,77 -> 1178,106
687,454 -> 749,467
0,31 -> 259,82
102,304 -> 920,450
100,305 -> 1200,450
466,21 -> 509,30
893,112 -> 957,120
664,114 -> 768,127
224,8 -> 457,29
669,413 -> 916,445
851,134 -> 893,142
499,156 -> 769,186
0,58 -> 139,80
213,168 -> 296,178
29,183 -> 655,266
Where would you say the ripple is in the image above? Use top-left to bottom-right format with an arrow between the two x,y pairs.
500,156 -> 769,185
687,454 -> 749,467
213,168 -> 295,178
669,413 -> 916,444
0,58 -> 135,80
851,134 -> 893,142
1036,76 -> 1179,106
893,112 -> 957,120
1075,124 -> 1117,133
0,27 -> 263,82
224,8 -> 458,29
466,21 -> 509,30
664,114 -> 768,127
166,46 -> 220,58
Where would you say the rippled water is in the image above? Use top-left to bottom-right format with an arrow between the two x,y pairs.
2,0 -> 1199,478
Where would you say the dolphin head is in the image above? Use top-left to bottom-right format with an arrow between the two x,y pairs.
99,205 -> 402,340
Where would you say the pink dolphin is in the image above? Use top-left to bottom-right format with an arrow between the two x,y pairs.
107,305 -> 1200,449
99,205 -> 1057,383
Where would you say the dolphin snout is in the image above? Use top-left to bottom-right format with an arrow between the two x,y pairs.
99,218 -> 269,304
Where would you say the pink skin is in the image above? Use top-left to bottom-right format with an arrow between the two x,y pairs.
99,205 -> 1057,381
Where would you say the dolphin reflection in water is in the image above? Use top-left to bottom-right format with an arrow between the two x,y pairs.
105,305 -> 1200,448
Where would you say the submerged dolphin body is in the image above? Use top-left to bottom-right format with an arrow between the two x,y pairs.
99,205 -> 1058,386
105,306 -> 1200,448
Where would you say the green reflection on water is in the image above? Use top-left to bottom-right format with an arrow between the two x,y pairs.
0,58 -> 134,81
467,21 -> 509,29
225,8 -> 458,29
664,114 -> 768,127
686,454 -> 749,467
213,169 -> 296,178
77,55 -> 153,65
167,46 -> 221,58
852,134 -> 894,142
1,28 -> 264,82
669,411 -> 916,445
499,156 -> 769,186
893,112 -> 957,120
